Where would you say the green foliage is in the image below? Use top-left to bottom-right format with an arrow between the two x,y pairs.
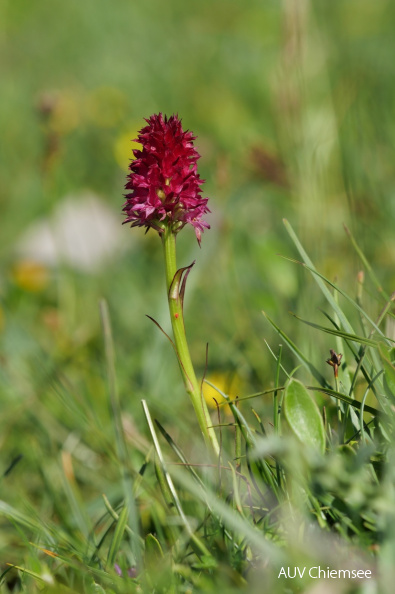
283,378 -> 326,455
3,221 -> 394,593
379,343 -> 395,402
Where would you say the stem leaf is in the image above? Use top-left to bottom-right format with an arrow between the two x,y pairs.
169,261 -> 195,311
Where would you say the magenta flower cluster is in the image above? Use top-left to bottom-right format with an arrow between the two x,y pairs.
123,113 -> 210,244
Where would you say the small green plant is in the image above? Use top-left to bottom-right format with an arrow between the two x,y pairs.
123,113 -> 219,455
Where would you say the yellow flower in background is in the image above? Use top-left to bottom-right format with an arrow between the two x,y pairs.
203,372 -> 242,413
49,90 -> 81,135
12,260 -> 49,292
114,126 -> 141,171
85,86 -> 127,128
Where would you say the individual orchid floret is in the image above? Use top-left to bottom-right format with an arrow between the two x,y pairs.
123,113 -> 210,244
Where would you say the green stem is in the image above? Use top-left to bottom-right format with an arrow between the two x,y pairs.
161,226 -> 220,456
274,344 -> 282,488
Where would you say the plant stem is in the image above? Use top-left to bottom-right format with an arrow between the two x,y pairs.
162,226 -> 220,456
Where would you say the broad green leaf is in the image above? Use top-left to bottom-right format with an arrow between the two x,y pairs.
284,379 -> 325,455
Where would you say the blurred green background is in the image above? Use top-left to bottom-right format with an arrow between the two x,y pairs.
1,0 -> 395,539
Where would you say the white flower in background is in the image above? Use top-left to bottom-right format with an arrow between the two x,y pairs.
16,193 -> 129,272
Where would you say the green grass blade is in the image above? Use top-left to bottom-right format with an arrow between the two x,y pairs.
282,256 -> 393,346
60,462 -> 91,540
0,500 -> 53,539
102,494 -> 143,543
4,565 -> 54,586
289,312 -> 378,346
319,309 -> 385,406
169,464 -> 285,565
306,386 -> 381,416
378,343 -> 395,403
155,420 -> 206,491
99,299 -> 127,465
204,381 -> 280,497
283,219 -> 356,335
99,299 -> 141,568
223,386 -> 286,407
262,311 -> 330,388
204,380 -> 256,445
141,399 -> 212,560
360,370 -> 384,442
106,504 -> 129,567
264,339 -> 290,379
343,224 -> 390,301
